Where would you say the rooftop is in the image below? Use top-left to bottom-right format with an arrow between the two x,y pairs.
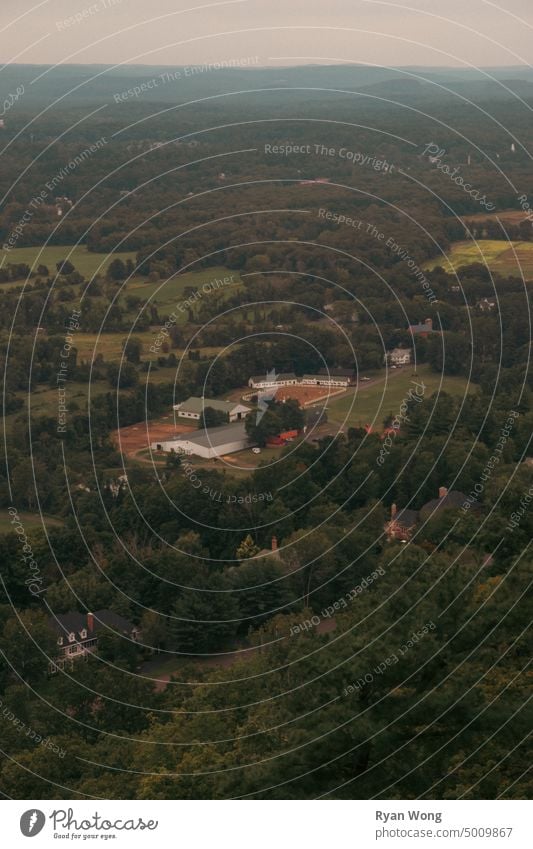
49,610 -> 137,638
420,490 -> 468,516
392,508 -> 419,529
409,319 -> 434,333
171,421 -> 252,449
250,372 -> 297,382
175,396 -> 249,414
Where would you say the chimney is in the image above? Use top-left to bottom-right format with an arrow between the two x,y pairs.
271,536 -> 278,551
438,486 -> 448,499
391,503 -> 397,519
424,318 -> 433,329
87,612 -> 94,633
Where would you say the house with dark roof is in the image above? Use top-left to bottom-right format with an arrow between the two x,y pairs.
409,318 -> 435,337
386,505 -> 419,541
385,486 -> 471,541
418,488 -> 469,520
251,536 -> 282,561
48,610 -> 141,672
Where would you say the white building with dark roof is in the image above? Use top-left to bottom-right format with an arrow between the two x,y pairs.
173,396 -> 251,422
301,373 -> 351,387
152,421 -> 254,459
48,610 -> 141,671
248,373 -> 298,389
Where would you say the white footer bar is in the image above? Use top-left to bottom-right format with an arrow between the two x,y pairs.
5,800 -> 530,847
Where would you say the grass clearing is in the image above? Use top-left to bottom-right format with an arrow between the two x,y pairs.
424,240 -> 533,279
0,245 -> 137,281
124,266 -> 243,315
70,332 -> 224,364
327,364 -> 477,428
72,331 -> 157,361
25,381 -> 112,419
0,511 -> 63,533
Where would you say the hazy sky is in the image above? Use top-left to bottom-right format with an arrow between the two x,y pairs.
1,0 -> 532,68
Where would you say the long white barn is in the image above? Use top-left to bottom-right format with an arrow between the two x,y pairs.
152,422 -> 253,459
301,374 -> 351,387
248,373 -> 298,390
249,369 -> 355,390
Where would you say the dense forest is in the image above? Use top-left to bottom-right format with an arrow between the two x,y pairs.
0,64 -> 531,800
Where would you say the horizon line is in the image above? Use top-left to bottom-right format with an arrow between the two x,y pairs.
1,62 -> 532,70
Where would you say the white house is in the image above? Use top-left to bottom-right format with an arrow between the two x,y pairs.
48,611 -> 141,672
173,396 -> 251,422
152,422 -> 253,459
385,348 -> 412,366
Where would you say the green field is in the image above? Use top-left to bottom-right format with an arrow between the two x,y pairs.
0,245 -> 137,281
424,240 -> 533,278
0,511 -> 63,533
25,381 -> 114,419
4,357 -> 224,432
1,250 -> 244,339
328,365 -> 476,428
72,331 -> 158,361
15,367 -> 187,420
71,332 -> 224,364
125,265 -> 243,314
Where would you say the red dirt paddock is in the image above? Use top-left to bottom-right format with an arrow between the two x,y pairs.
274,384 -> 346,407
111,419 -> 196,456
